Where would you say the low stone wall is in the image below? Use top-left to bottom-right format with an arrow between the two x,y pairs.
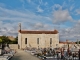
59,44 -> 80,49
59,44 -> 65,48
9,44 -> 18,49
9,44 -> 80,50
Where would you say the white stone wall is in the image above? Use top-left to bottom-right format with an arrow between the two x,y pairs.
59,44 -> 80,49
18,33 -> 59,49
18,32 -> 22,49
9,44 -> 18,49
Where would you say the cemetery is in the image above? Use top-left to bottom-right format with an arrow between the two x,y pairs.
0,44 -> 16,60
23,44 -> 80,60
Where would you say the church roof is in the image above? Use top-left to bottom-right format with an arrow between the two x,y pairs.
19,30 -> 58,34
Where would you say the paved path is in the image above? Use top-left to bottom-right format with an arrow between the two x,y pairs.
11,50 -> 41,60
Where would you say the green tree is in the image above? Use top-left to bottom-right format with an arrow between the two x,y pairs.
75,41 -> 80,44
10,36 -> 18,44
0,36 -> 11,44
79,41 -> 80,44
0,36 -> 18,44
0,38 -> 2,44
14,36 -> 18,44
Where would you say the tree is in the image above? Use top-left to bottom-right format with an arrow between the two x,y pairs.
10,36 -> 18,44
75,41 -> 80,44
0,38 -> 2,44
0,36 -> 11,44
0,36 -> 18,44
14,36 -> 18,44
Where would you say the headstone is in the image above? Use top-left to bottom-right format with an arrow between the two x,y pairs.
4,46 -> 10,53
0,44 -> 2,55
0,49 -> 2,55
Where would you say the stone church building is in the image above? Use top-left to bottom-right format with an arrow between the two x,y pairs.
18,24 -> 59,49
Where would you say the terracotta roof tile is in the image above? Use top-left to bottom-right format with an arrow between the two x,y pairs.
19,30 -> 58,34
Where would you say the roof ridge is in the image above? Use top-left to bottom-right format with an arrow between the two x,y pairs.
18,30 -> 59,34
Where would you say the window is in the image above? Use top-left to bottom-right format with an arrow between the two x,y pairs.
50,38 -> 52,44
37,38 -> 39,44
25,38 -> 27,44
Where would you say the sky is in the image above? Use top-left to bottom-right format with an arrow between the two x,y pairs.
0,0 -> 80,42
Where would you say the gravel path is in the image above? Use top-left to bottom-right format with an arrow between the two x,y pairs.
11,49 -> 41,60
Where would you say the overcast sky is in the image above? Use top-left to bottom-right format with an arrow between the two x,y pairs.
0,0 -> 80,42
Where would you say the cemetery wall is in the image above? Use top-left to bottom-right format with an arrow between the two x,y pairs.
9,44 -> 18,49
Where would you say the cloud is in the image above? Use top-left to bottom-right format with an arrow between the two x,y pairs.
0,20 -> 18,36
69,0 -> 74,2
76,9 -> 80,15
70,5 -> 74,11
44,2 -> 48,6
0,6 -> 51,23
20,0 -> 25,8
39,0 -> 42,4
52,4 -> 72,24
0,7 -> 32,18
27,0 -> 31,3
20,0 -> 25,3
53,9 -> 72,24
53,4 -> 62,10
0,25 -> 18,36
0,1 -> 79,42
37,5 -> 44,13
0,6 -> 53,36
59,20 -> 80,41
0,2 -> 6,8
0,5 -> 75,41
31,23 -> 50,30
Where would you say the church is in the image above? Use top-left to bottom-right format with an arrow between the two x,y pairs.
18,24 -> 59,49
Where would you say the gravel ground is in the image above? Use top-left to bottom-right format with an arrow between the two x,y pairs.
11,49 -> 41,60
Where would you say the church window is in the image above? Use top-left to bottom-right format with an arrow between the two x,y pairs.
37,38 -> 39,44
25,38 -> 27,44
50,38 -> 52,44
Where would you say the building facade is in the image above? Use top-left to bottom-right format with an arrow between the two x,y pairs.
18,30 -> 59,49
